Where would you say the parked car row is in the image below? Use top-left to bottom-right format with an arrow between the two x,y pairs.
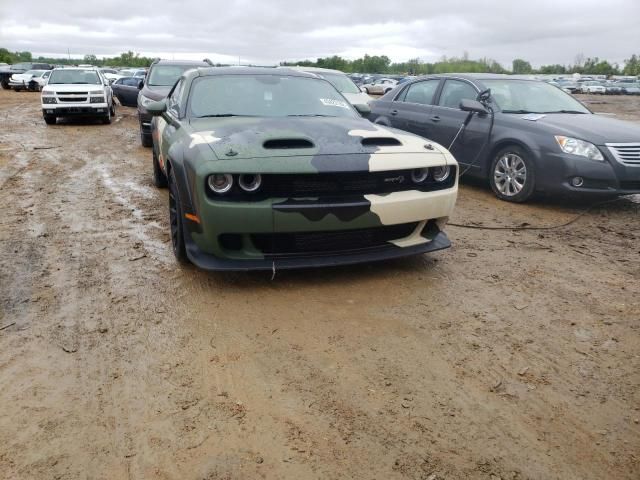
31,61 -> 640,271
549,78 -> 640,95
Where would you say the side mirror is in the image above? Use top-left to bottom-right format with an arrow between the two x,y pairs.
460,99 -> 488,114
138,80 -> 144,90
146,99 -> 167,116
353,103 -> 371,116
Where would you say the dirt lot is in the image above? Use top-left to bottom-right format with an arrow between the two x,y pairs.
0,90 -> 638,480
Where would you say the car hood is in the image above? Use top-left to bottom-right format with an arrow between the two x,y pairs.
11,73 -> 34,80
187,116 -> 452,168
141,85 -> 171,101
511,113 -> 640,144
43,84 -> 104,93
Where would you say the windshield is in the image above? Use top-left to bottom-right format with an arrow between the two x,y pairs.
316,72 -> 360,94
22,70 -> 40,76
188,74 -> 357,118
48,69 -> 101,85
483,80 -> 590,114
147,65 -> 194,86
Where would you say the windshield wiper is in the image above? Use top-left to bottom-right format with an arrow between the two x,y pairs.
541,110 -> 587,114
501,109 -> 541,114
196,114 -> 256,118
287,114 -> 337,117
71,82 -> 90,84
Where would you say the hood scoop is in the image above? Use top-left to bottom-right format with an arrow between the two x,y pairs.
361,137 -> 402,147
263,138 -> 314,149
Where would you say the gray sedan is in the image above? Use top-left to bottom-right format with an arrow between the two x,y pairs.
369,74 -> 640,202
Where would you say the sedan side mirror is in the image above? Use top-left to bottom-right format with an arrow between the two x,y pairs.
138,80 -> 144,90
353,103 -> 371,116
146,99 -> 167,116
460,99 -> 488,114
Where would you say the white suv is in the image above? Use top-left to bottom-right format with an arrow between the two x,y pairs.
41,67 -> 115,125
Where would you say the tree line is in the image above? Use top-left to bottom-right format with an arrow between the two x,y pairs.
2,47 -> 639,76
283,53 -> 640,76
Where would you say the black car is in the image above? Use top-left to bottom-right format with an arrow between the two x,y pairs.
137,58 -> 213,147
112,76 -> 143,107
369,74 -> 640,202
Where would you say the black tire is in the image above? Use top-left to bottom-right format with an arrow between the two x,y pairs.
152,149 -> 167,188
489,145 -> 536,203
110,100 -> 116,117
102,107 -> 112,124
168,169 -> 189,264
140,128 -> 152,148
43,115 -> 56,125
0,80 -> 10,90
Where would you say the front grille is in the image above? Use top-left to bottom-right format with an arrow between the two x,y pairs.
606,143 -> 640,166
251,222 -> 418,256
58,96 -> 88,102
208,167 -> 457,201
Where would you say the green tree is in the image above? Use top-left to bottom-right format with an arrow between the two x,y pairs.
512,58 -> 532,74
84,54 -> 98,64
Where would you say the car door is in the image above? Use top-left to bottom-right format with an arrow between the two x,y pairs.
158,79 -> 185,169
429,78 -> 492,173
114,77 -> 139,106
387,79 -> 441,138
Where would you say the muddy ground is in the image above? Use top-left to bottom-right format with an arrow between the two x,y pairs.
0,90 -> 638,480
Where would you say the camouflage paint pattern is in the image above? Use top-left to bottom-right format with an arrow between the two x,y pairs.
151,68 -> 458,262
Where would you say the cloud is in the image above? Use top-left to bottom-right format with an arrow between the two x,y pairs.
0,0 -> 638,67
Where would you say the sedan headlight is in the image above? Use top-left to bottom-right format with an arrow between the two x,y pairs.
555,136 -> 604,161
139,94 -> 154,108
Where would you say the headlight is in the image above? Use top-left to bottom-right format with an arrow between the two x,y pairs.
555,136 -> 604,161
207,174 -> 233,194
139,95 -> 154,108
238,174 -> 262,192
410,168 -> 429,184
90,96 -> 105,103
431,166 -> 451,182
42,97 -> 57,104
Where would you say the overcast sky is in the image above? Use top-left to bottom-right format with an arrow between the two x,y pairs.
1,0 -> 638,67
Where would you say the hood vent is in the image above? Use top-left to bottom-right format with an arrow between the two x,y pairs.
263,138 -> 314,149
361,137 -> 402,147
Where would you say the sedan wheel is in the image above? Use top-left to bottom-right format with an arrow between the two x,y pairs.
490,147 -> 536,202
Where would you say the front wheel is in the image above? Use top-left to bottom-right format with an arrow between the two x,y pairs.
168,169 -> 189,264
102,107 -> 112,124
489,146 -> 536,202
152,149 -> 167,188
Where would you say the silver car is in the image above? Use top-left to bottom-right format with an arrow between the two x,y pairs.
360,78 -> 398,95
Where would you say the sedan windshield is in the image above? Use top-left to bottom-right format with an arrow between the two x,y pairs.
147,65 -> 194,86
188,74 -> 357,118
48,69 -> 101,85
316,72 -> 361,94
483,80 -> 590,114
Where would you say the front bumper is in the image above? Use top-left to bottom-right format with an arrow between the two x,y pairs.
182,184 -> 458,270
536,150 -> 640,195
138,109 -> 152,133
42,104 -> 109,116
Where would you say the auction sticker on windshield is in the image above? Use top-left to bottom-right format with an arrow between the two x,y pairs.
320,98 -> 350,109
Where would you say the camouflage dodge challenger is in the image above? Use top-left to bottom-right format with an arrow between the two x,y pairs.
148,67 -> 458,270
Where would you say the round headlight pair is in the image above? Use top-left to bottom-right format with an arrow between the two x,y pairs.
207,174 -> 262,194
410,166 -> 451,184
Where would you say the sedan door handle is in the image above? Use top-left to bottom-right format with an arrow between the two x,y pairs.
390,109 -> 398,116
430,116 -> 441,122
